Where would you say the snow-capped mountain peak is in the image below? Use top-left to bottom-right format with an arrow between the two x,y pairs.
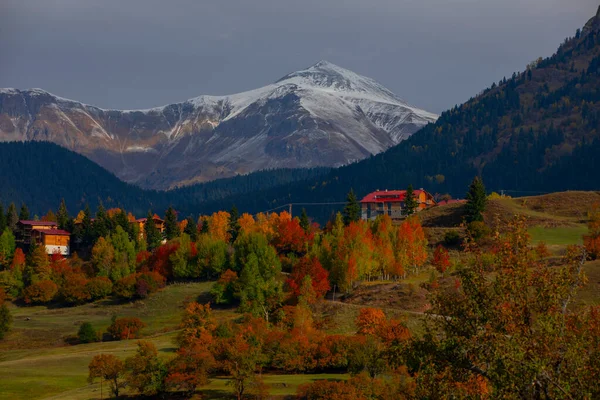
0,61 -> 437,189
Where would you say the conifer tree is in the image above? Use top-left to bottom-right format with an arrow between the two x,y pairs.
94,202 -> 110,239
0,204 -> 6,233
404,184 -> 418,216
164,206 -> 179,240
82,204 -> 95,245
228,206 -> 240,243
184,216 -> 198,242
465,176 -> 487,223
343,189 -> 361,226
299,208 -> 310,233
200,217 -> 209,234
19,204 -> 30,221
6,203 -> 18,232
144,211 -> 162,251
57,199 -> 69,230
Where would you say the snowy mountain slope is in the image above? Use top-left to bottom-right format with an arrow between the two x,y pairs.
0,61 -> 437,189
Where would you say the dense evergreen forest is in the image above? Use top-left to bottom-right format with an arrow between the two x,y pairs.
1,11 -> 599,222
0,142 -> 328,217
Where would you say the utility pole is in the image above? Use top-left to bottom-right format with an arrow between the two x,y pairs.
289,203 -> 292,217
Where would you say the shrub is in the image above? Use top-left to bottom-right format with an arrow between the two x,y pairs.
86,277 -> 113,300
467,221 -> 490,241
23,280 -> 58,304
78,322 -> 98,343
107,317 -> 145,340
60,273 -> 90,305
135,271 -> 166,298
113,274 -> 138,299
444,230 -> 461,246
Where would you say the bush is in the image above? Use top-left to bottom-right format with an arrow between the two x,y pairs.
113,274 -> 138,299
60,273 -> 90,305
86,277 -> 113,300
467,221 -> 490,241
78,322 -> 98,343
107,317 -> 146,340
444,230 -> 461,246
23,280 -> 58,304
135,271 -> 166,299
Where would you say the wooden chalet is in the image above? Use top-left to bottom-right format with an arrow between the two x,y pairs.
31,229 -> 71,256
360,189 -> 436,221
16,220 -> 71,255
134,216 -> 165,239
16,220 -> 58,245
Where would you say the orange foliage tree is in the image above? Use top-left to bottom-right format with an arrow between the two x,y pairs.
432,245 -> 451,273
286,256 -> 330,300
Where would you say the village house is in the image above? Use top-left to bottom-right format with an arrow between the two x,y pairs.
16,220 -> 71,255
360,189 -> 436,221
133,215 -> 165,239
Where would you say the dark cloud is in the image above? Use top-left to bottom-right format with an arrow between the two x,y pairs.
0,0 -> 596,113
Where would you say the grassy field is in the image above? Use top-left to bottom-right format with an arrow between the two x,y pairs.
2,191 -> 598,400
528,225 -> 588,245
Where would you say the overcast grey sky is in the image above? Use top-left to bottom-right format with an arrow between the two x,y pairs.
0,0 -> 596,114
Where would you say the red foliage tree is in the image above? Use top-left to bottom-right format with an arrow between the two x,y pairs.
107,317 -> 146,340
60,272 -> 90,305
355,307 -> 387,336
432,245 -> 451,273
10,248 -> 26,272
23,280 -> 58,304
274,218 -> 310,255
146,242 -> 179,279
287,256 -> 331,300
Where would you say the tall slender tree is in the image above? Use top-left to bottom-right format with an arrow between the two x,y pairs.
404,184 -> 418,216
229,206 -> 240,243
144,211 -> 162,251
343,189 -> 361,226
19,204 -> 30,221
164,206 -> 179,240
57,199 -> 69,230
299,208 -> 310,233
94,202 -> 111,239
184,216 -> 198,242
6,203 -> 18,232
465,176 -> 487,222
0,204 -> 6,233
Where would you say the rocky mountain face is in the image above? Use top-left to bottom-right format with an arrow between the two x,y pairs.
0,61 -> 436,189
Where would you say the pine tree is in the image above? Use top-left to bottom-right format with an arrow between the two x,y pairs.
144,211 -> 162,251
0,204 -> 6,233
19,204 -> 30,221
57,199 -> 69,230
299,208 -> 310,233
200,217 -> 209,234
82,204 -> 94,245
465,176 -> 487,222
94,202 -> 110,239
164,206 -> 179,240
343,189 -> 361,226
6,203 -> 18,232
228,206 -> 240,243
184,216 -> 198,242
404,184 -> 418,216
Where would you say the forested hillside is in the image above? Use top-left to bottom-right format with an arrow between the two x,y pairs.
0,142 -> 328,216
196,9 -> 600,219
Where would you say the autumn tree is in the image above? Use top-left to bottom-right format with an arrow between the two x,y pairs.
107,317 -> 146,340
404,184 -> 418,216
88,354 -> 126,398
343,189 -> 361,226
408,217 -> 598,398
287,256 -> 330,301
0,228 -> 16,267
91,237 -> 115,279
125,341 -> 168,396
177,302 -> 216,347
195,234 -> 229,279
208,211 -> 231,242
356,308 -> 387,336
465,176 -> 487,223
23,280 -> 58,304
432,245 -> 451,273
164,206 -> 179,240
0,288 -> 11,339
396,217 -> 428,276
584,203 -> 600,259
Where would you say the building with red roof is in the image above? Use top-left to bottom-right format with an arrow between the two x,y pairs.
31,228 -> 71,256
360,189 -> 436,220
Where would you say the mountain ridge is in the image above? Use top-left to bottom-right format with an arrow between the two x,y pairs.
0,61 -> 437,189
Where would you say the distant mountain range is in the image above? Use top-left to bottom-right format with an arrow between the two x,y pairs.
1,9 -> 599,222
0,61 -> 436,189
